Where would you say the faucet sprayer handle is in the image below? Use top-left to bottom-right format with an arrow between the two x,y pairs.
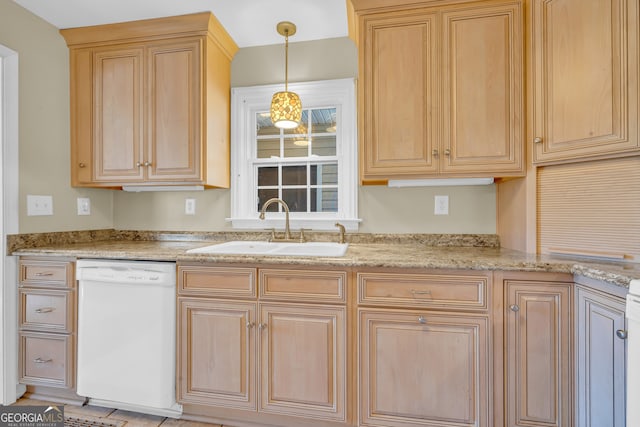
335,222 -> 346,244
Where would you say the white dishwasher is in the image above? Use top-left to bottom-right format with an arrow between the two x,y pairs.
627,279 -> 640,427
76,259 -> 182,418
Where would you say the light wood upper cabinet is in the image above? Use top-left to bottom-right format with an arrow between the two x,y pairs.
502,273 -> 572,427
92,46 -> 144,182
361,11 -> 439,178
357,1 -> 524,182
531,0 -> 640,163
61,13 -> 238,188
441,4 -> 523,174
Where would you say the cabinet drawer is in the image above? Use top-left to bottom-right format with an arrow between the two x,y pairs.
19,259 -> 74,288
259,269 -> 347,303
179,265 -> 257,298
19,289 -> 74,333
19,332 -> 73,388
358,272 -> 489,311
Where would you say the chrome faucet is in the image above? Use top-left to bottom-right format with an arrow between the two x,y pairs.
259,198 -> 293,241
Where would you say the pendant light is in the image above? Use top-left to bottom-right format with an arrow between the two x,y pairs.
270,21 -> 302,129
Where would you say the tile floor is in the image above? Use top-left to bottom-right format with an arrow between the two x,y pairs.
12,397 -> 225,427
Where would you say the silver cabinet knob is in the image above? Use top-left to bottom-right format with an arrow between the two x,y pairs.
444,148 -> 451,156
509,304 -> 520,312
246,322 -> 255,329
144,161 -> 152,167
258,323 -> 267,330
136,162 -> 142,168
418,315 -> 427,324
432,149 -> 438,157
616,329 -> 628,340
79,162 -> 86,168
533,137 -> 543,144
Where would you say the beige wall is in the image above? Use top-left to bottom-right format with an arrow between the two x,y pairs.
0,1 -> 113,233
1,6 -> 495,235
113,36 -> 496,234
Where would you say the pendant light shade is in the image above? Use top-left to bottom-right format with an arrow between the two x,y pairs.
271,91 -> 302,129
270,21 -> 302,129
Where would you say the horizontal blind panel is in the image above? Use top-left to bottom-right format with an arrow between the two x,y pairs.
537,157 -> 640,262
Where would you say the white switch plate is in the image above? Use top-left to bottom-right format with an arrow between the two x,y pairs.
185,198 -> 196,215
434,195 -> 449,215
77,197 -> 91,215
27,195 -> 53,216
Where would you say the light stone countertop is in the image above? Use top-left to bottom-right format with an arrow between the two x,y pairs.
9,230 -> 640,289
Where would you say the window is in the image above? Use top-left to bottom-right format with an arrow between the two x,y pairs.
229,79 -> 359,231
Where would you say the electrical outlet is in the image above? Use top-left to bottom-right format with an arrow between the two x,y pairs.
77,197 -> 91,215
434,195 -> 449,215
27,195 -> 53,216
185,198 -> 196,215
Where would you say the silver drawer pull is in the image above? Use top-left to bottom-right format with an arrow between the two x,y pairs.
411,289 -> 432,297
35,307 -> 55,313
34,272 -> 54,277
418,316 -> 427,324
33,357 -> 52,364
616,329 -> 628,340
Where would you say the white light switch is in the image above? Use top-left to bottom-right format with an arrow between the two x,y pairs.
77,197 -> 91,215
185,198 -> 196,215
434,195 -> 449,215
27,195 -> 53,216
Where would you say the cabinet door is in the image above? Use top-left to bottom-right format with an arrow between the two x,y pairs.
360,11 -> 439,180
259,303 -> 346,422
575,287 -> 626,427
177,298 -> 256,410
505,281 -> 571,427
93,46 -> 145,182
531,0 -> 639,163
147,39 -> 202,182
441,3 -> 523,175
359,309 -> 490,427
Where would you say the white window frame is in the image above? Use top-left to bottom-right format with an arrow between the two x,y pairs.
229,78 -> 360,231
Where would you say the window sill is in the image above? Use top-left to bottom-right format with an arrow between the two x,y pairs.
226,217 -> 361,232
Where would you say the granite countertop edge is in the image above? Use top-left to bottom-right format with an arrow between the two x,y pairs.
9,230 -> 639,289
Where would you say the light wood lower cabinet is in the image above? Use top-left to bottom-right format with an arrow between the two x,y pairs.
357,269 -> 494,427
178,298 -> 256,409
177,264 -> 348,425
575,285 -> 627,427
502,272 -> 573,427
259,303 -> 345,421
18,257 -> 76,390
17,256 -> 83,404
359,309 -> 489,427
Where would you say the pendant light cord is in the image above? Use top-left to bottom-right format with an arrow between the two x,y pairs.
284,31 -> 289,92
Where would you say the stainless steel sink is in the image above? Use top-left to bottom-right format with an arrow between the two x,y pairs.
186,241 -> 349,257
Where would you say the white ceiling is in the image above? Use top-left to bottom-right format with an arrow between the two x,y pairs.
12,0 -> 349,48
